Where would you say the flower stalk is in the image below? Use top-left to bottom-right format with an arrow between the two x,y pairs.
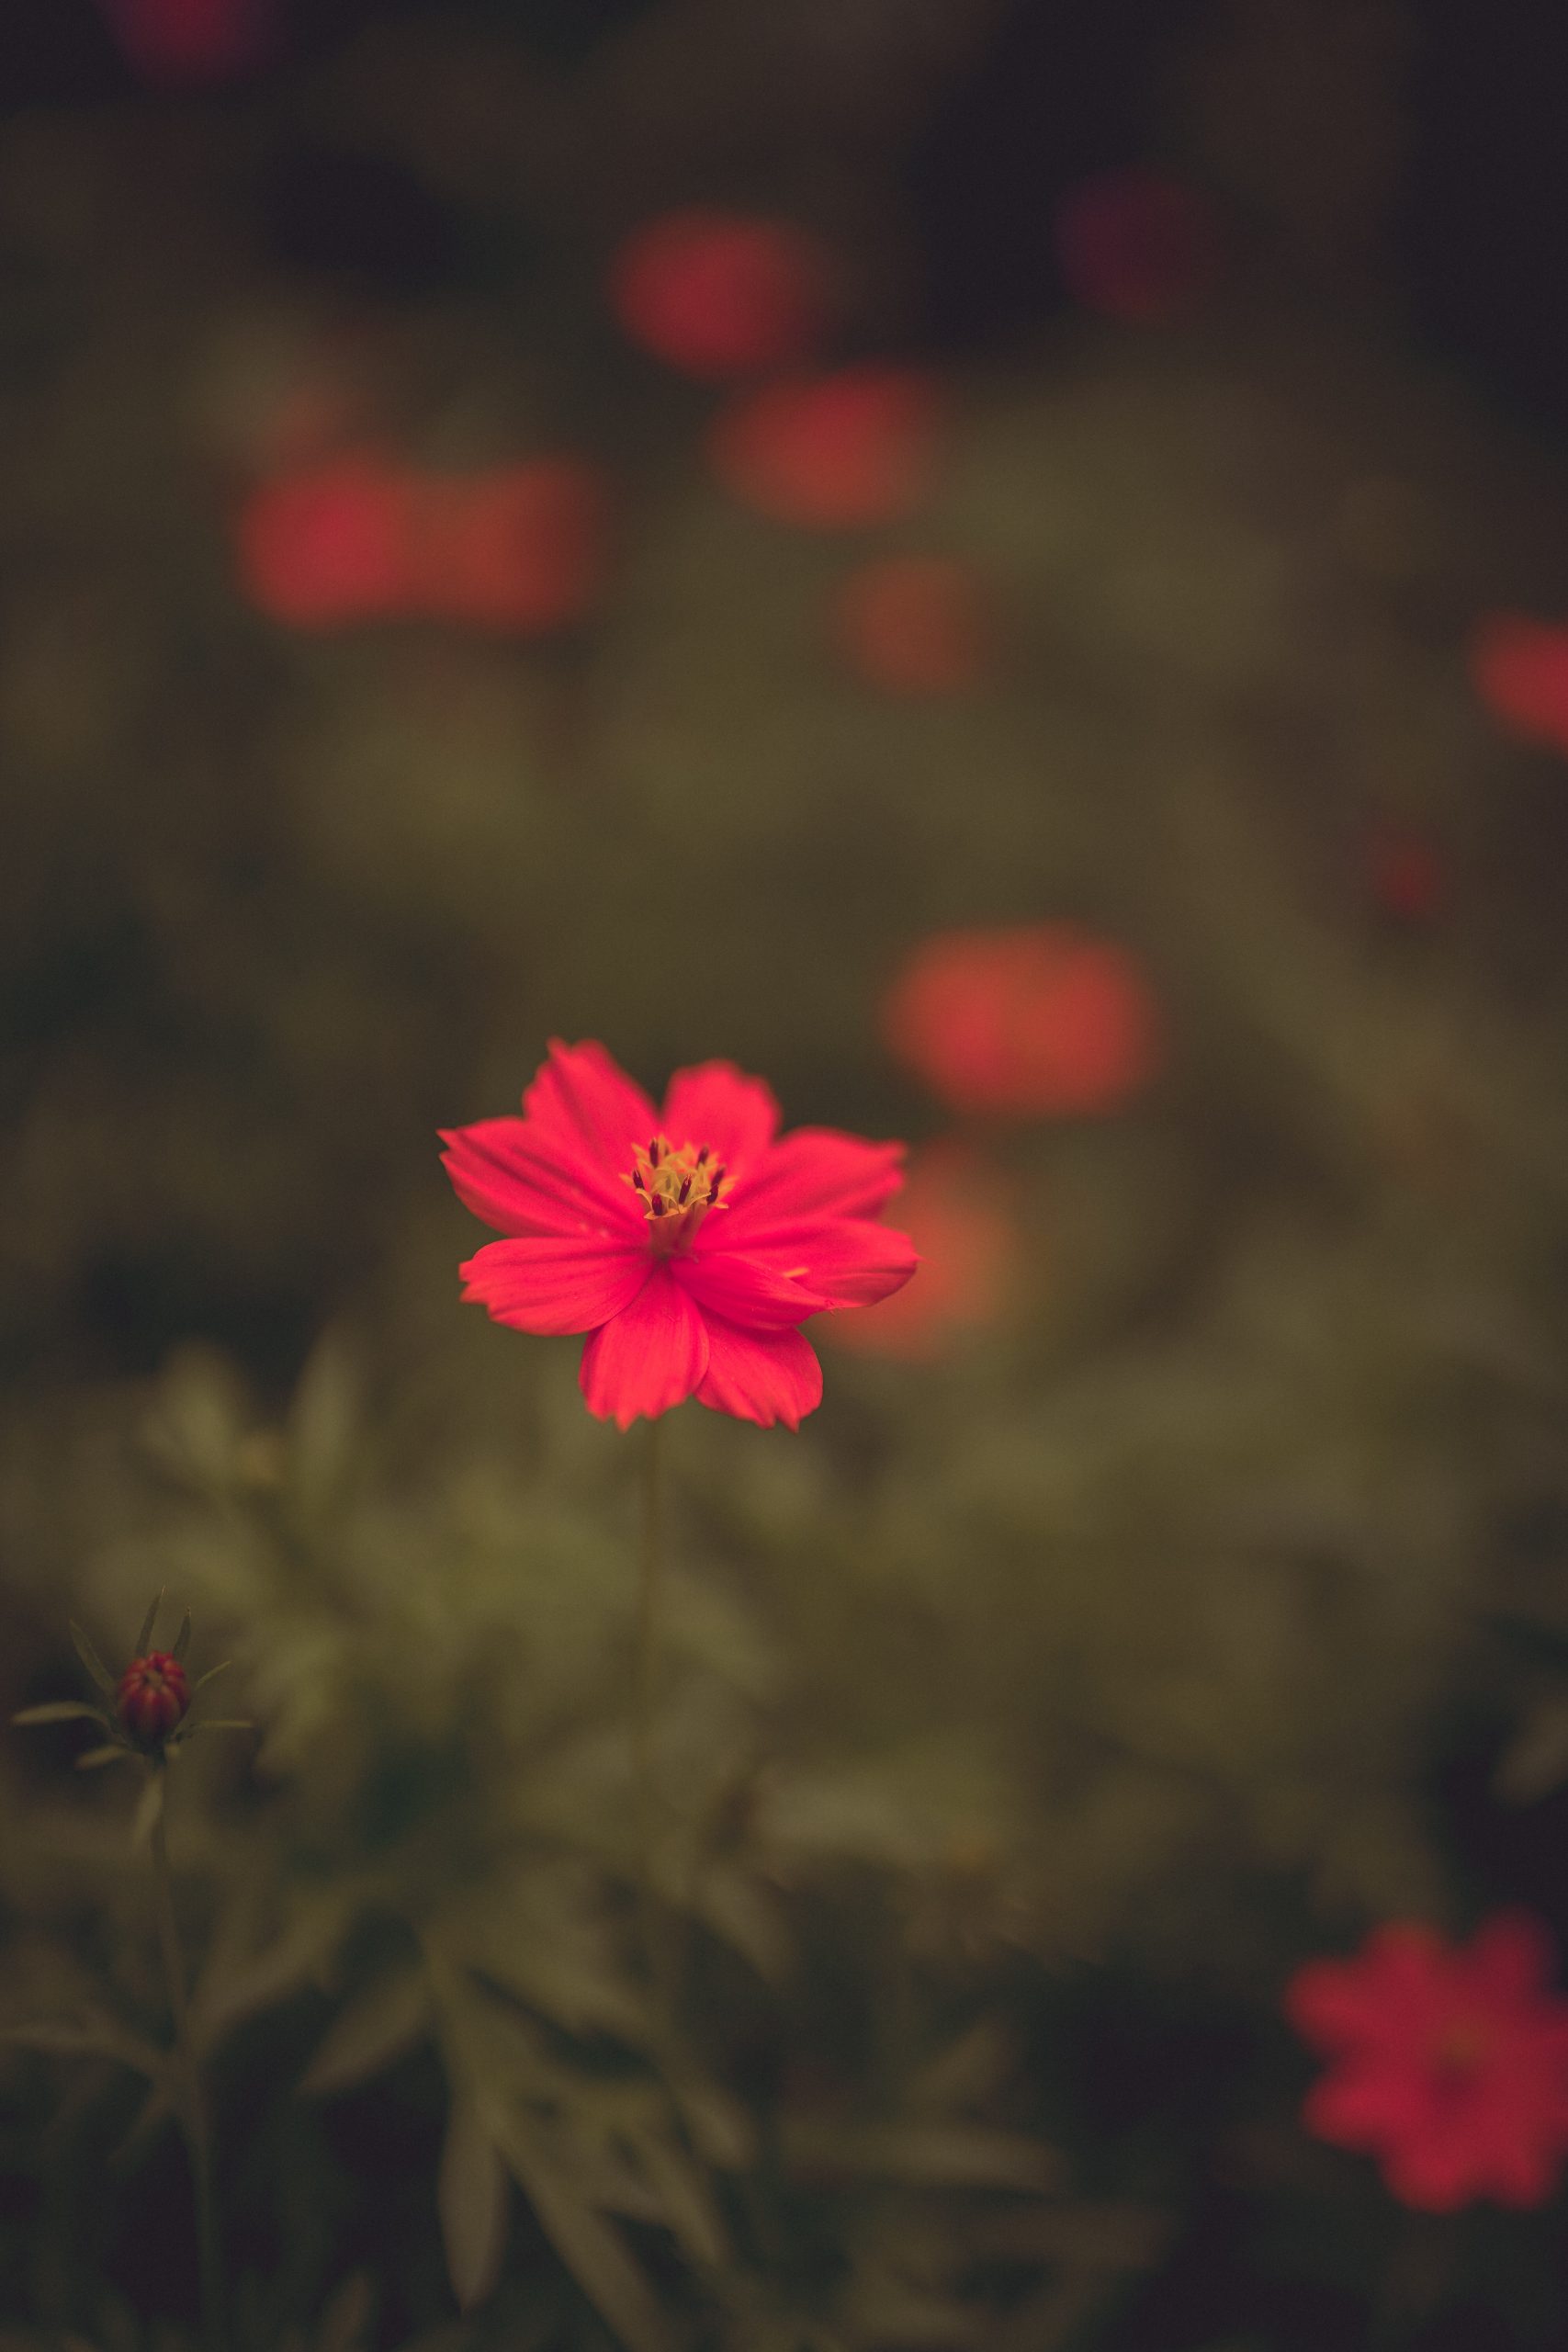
150,1789 -> 224,2352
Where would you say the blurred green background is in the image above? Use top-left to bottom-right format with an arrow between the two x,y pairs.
4,1 -> 1568,2346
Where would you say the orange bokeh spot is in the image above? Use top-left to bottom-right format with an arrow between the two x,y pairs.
1470,615 -> 1568,756
412,459 -> 611,634
609,209 -> 831,380
1053,168 -> 1220,325
882,924 -> 1161,1119
709,367 -> 942,530
833,556 -> 989,695
824,1143 -> 1016,1360
96,0 -> 270,80
235,455 -> 418,628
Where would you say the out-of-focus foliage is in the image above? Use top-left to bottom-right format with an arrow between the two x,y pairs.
4,0 -> 1568,2345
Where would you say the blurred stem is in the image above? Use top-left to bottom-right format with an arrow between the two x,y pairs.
633,1416 -> 670,2007
150,1786 -> 223,2352
1367,2209 -> 1450,2351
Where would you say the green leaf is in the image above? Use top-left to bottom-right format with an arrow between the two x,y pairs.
76,1744 -> 130,1770
12,1702 -> 106,1727
184,1719 -> 254,1735
781,2121 -> 1065,2195
627,2129 -> 728,2269
173,1611 -> 193,1663
300,1969 -> 431,2098
192,1661 -> 232,1696
496,2117 -> 675,2352
70,1623 -> 116,1697
438,2090 -> 510,2313
134,1591 -> 164,1657
6,2016 -> 170,2080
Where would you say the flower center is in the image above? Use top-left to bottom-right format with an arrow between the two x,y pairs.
623,1135 -> 729,1255
1432,2015 -> 1493,2078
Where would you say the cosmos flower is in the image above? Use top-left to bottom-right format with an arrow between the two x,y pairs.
609,209 -> 831,379
1469,614 -> 1568,757
832,557 -> 990,697
1286,1916 -> 1568,2211
117,1651 -> 190,1744
235,454 -> 609,635
880,924 -> 1160,1119
1053,167 -> 1220,325
823,1142 -> 1015,1360
96,0 -> 271,83
709,367 -> 941,529
442,1042 -> 918,1430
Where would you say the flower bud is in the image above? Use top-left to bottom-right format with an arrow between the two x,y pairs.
116,1651 -> 190,1745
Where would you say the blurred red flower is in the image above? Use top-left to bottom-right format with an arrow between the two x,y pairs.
1367,824 -> 1447,923
881,925 -> 1161,1118
236,455 -> 419,628
709,367 -> 941,529
609,209 -> 830,379
96,0 -> 271,81
824,1142 -> 1012,1360
442,1042 -> 916,1430
1287,1917 -> 1568,2211
236,455 -> 610,634
1053,168 -> 1220,324
1469,614 -> 1568,756
412,459 -> 610,633
833,556 -> 988,696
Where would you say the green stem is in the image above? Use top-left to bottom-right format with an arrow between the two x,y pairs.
151,1788 -> 223,2352
633,1416 -> 667,1996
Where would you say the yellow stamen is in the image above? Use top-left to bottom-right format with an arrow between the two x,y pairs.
623,1136 -> 731,1254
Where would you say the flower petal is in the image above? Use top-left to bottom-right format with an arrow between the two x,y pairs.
694,1316 -> 823,1430
721,1216 -> 919,1307
524,1039 -> 660,1168
461,1238 -> 650,1335
441,1118 -> 620,1238
579,1267 -> 709,1428
660,1061 -> 779,1171
1465,1911 -> 1553,2004
724,1126 -> 906,1231
672,1250 -> 828,1329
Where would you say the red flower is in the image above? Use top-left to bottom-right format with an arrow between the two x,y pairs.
236,456 -> 419,628
709,368 -> 941,529
1367,824 -> 1447,923
96,0 -> 271,81
1053,168 -> 1220,324
609,209 -> 831,379
116,1651 -> 190,1744
1287,1917 -> 1568,2211
881,925 -> 1160,1118
442,1043 -> 918,1430
822,1142 -> 1014,1360
236,455 -> 610,635
833,557 -> 989,696
1469,614 -> 1568,756
412,459 -> 610,634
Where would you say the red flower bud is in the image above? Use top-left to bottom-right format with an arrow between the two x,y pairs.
116,1651 -> 190,1744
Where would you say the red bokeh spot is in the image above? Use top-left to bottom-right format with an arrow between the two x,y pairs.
235,454 -> 611,636
833,556 -> 989,696
882,924 -> 1161,1119
1053,168 -> 1220,325
96,0 -> 271,81
1367,824 -> 1447,923
1469,614 -> 1568,756
413,459 -> 611,634
824,1142 -> 1016,1361
709,367 -> 942,530
609,209 -> 831,380
236,456 -> 419,628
